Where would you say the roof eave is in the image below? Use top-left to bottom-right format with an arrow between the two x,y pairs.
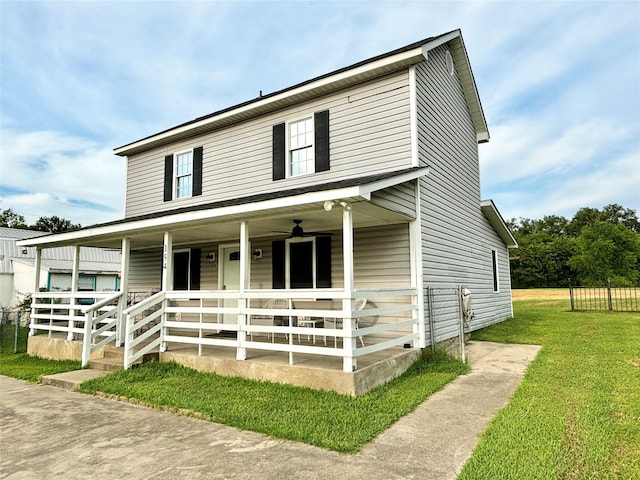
480,199 -> 517,248
114,47 -> 428,157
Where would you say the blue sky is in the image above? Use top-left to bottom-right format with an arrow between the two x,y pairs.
1,0 -> 639,227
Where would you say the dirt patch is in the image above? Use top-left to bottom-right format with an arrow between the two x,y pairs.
512,289 -> 569,301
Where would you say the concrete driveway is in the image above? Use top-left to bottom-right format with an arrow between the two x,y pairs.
0,341 -> 540,479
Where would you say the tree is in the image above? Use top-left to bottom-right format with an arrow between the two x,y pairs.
31,216 -> 81,233
0,208 -> 27,229
568,221 -> 640,286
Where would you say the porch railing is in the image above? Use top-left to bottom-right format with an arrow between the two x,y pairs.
81,292 -> 124,366
123,288 -> 419,372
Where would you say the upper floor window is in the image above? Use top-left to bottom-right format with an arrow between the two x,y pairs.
289,117 -> 314,177
163,146 -> 203,202
175,151 -> 193,198
272,110 -> 329,181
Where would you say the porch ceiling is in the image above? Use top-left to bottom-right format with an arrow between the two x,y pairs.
22,198 -> 412,251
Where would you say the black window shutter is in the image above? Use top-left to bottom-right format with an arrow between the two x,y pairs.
316,236 -> 332,288
190,248 -> 201,290
163,154 -> 174,201
272,240 -> 285,288
272,123 -> 286,180
192,147 -> 203,196
314,110 -> 330,173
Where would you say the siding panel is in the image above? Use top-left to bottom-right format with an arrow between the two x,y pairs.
125,71 -> 413,218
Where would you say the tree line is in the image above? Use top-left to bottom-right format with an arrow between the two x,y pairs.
507,204 -> 640,288
0,208 -> 81,233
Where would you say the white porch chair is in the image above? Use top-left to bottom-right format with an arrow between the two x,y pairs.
324,298 -> 368,348
249,298 -> 289,342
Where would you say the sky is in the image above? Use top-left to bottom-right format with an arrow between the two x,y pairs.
1,0 -> 639,228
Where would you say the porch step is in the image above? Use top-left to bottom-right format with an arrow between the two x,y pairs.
87,346 -> 159,371
42,369 -> 110,391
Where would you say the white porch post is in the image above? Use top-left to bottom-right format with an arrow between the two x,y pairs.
29,247 -> 42,336
237,221 -> 249,361
116,237 -> 130,347
68,245 -> 80,341
342,203 -> 357,372
160,232 -> 173,352
411,179 -> 427,348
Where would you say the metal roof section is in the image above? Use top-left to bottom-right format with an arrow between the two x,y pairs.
114,29 -> 488,156
17,167 -> 430,250
481,200 -> 518,248
11,258 -> 121,275
1,229 -> 121,274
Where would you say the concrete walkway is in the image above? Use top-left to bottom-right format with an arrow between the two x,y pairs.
0,341 -> 540,479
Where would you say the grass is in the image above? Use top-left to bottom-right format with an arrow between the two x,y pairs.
78,348 -> 468,453
458,298 -> 640,480
0,325 -> 81,382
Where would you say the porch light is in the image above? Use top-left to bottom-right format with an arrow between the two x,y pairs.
323,200 -> 334,211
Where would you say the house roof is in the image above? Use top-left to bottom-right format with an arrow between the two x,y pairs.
17,167 -> 430,250
480,200 -> 518,248
11,258 -> 121,275
1,228 -> 121,274
114,29 -> 488,156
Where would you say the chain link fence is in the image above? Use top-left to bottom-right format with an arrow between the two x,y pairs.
0,308 -> 30,353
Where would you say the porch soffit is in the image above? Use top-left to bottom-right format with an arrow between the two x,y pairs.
18,167 -> 428,250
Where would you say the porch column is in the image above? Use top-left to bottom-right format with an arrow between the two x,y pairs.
342,203 -> 357,372
29,247 -> 42,336
409,217 -> 426,348
116,237 -> 130,347
160,231 -> 173,352
411,179 -> 426,348
237,221 -> 249,361
68,245 -> 80,341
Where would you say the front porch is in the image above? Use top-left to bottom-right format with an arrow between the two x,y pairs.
28,287 -> 421,395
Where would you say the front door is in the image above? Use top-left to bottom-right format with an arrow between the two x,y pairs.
173,250 -> 190,290
219,244 -> 241,324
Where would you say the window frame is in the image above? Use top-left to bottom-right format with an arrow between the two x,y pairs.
286,116 -> 315,178
174,149 -> 194,199
491,248 -> 500,293
285,237 -> 317,288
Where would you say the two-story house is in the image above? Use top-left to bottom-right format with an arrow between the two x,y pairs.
18,29 -> 516,395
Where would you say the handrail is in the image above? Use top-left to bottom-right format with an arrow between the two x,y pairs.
123,290 -> 165,317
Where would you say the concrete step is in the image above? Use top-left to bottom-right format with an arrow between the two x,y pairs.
42,369 -> 110,391
87,357 -> 125,371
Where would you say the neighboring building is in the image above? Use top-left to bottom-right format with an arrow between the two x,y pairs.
0,227 -> 121,308
18,29 -> 516,395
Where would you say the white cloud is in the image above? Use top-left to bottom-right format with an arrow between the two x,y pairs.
0,128 -> 125,226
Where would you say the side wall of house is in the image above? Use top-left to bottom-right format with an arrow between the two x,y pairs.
125,71 -> 413,218
415,45 -> 513,343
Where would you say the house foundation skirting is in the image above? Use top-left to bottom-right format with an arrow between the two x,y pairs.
27,335 -> 106,362
161,348 -> 421,396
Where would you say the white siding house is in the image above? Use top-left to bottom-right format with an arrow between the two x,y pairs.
17,29 -> 516,395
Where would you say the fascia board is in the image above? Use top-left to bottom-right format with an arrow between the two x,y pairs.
358,167 -> 430,196
114,48 -> 426,156
481,199 -> 518,248
17,185 -> 370,248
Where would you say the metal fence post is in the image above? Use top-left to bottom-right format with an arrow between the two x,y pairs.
607,278 -> 613,311
569,279 -> 575,311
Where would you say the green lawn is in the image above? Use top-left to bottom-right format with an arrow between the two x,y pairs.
459,299 -> 640,480
0,326 -> 81,382
78,349 -> 468,453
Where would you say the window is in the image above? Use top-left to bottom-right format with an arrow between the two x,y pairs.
165,248 -> 201,291
272,110 -> 330,181
272,236 -> 331,289
289,118 -> 314,177
175,151 -> 193,198
491,249 -> 499,293
163,147 -> 203,202
78,275 -> 96,291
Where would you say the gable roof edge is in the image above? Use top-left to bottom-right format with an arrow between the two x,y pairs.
481,199 -> 517,248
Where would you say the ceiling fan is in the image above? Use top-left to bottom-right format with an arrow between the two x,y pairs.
274,219 -> 332,238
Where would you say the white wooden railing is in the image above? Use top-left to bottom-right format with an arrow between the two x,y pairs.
81,292 -> 124,366
122,288 -> 419,372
